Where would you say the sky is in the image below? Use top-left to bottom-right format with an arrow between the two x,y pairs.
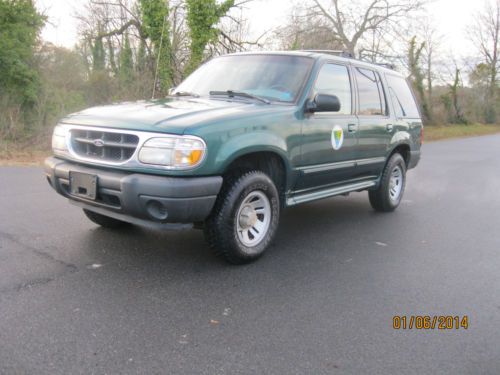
36,0 -> 479,61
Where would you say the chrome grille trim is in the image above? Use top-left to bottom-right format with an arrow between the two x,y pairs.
56,124 -> 207,170
70,129 -> 140,162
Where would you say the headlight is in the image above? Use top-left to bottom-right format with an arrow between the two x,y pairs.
52,125 -> 69,153
138,136 -> 206,169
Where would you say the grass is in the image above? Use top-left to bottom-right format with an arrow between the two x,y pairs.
2,124 -> 500,166
0,139 -> 51,166
424,124 -> 500,142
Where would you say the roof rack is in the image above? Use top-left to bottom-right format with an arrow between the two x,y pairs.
301,50 -> 354,59
300,50 -> 397,70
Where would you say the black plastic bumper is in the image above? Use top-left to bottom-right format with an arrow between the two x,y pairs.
44,157 -> 223,225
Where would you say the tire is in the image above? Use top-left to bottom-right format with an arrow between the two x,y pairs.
369,153 -> 406,212
204,171 -> 280,264
83,209 -> 129,229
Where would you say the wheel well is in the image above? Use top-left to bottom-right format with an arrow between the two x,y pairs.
389,144 -> 410,167
224,152 -> 287,205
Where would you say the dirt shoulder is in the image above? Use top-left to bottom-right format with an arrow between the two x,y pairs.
0,141 -> 50,166
424,124 -> 500,141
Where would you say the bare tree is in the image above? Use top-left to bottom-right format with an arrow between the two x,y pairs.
470,0 -> 500,123
208,5 -> 266,57
407,35 -> 432,122
420,20 -> 441,122
447,67 -> 467,124
273,8 -> 344,50
311,0 -> 425,58
406,17 -> 443,124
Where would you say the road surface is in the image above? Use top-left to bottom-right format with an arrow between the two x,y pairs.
1,135 -> 500,374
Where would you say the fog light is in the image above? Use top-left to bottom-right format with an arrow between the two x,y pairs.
146,200 -> 168,220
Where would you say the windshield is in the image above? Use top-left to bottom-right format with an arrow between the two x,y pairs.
173,54 -> 314,103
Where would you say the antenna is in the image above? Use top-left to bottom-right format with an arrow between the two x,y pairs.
152,14 -> 167,99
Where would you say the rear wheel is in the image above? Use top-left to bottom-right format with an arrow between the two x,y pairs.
83,209 -> 129,229
204,171 -> 280,264
369,153 -> 406,212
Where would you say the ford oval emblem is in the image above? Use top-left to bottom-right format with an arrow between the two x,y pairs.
93,139 -> 104,147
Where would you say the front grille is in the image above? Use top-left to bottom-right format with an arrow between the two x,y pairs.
70,129 -> 139,162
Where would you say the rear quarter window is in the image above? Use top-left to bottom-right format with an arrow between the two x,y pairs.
385,75 -> 420,118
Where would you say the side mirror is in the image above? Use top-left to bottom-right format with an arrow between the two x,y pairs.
307,94 -> 341,113
168,87 -> 176,95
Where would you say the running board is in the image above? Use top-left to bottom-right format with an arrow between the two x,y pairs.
286,181 -> 377,206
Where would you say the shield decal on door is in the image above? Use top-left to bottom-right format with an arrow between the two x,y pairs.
331,125 -> 344,150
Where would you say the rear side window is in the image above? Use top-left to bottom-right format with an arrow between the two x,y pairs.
354,67 -> 387,116
314,64 -> 352,115
386,75 -> 420,118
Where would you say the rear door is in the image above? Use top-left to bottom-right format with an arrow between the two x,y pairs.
385,73 -> 423,150
353,66 -> 392,178
296,62 -> 359,192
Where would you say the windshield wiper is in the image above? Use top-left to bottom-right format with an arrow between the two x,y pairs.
209,90 -> 270,104
172,91 -> 200,98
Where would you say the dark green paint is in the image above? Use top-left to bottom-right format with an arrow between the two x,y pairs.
57,51 -> 422,204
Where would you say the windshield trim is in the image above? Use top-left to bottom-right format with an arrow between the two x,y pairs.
173,54 -> 316,106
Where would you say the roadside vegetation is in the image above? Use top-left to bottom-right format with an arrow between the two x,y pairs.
1,0 -> 500,163
423,124 -> 500,141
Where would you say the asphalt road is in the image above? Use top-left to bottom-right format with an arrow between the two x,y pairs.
1,135 -> 500,375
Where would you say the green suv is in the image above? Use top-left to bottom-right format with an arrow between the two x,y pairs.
45,51 -> 422,264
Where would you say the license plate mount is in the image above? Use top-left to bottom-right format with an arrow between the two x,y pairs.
69,171 -> 97,200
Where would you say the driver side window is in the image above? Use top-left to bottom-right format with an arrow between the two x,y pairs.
314,64 -> 352,115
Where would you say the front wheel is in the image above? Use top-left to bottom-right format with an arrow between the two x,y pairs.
204,171 -> 280,264
369,153 -> 406,212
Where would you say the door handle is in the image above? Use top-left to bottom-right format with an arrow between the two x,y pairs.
386,124 -> 394,132
348,124 -> 357,133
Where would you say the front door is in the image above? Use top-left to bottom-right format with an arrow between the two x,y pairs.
296,63 -> 359,192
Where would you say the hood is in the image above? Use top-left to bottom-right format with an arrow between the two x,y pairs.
60,97 -> 287,134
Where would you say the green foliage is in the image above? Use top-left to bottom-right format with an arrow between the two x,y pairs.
86,70 -> 116,105
91,37 -> 106,71
119,33 -> 134,83
139,0 -> 172,92
107,38 -> 118,74
469,63 -> 497,123
469,63 -> 491,87
484,105 -> 497,124
72,0 -> 236,100
34,45 -> 87,130
442,68 -> 467,124
0,0 -> 45,139
408,36 -> 432,124
185,0 -> 235,75
10,0 -> 500,148
290,36 -> 301,51
137,39 -> 147,73
0,0 -> 45,107
139,0 -> 168,41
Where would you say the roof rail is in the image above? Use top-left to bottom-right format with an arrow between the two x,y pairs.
374,62 -> 396,70
301,50 -> 354,59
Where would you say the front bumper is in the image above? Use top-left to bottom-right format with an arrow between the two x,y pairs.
44,157 -> 222,225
